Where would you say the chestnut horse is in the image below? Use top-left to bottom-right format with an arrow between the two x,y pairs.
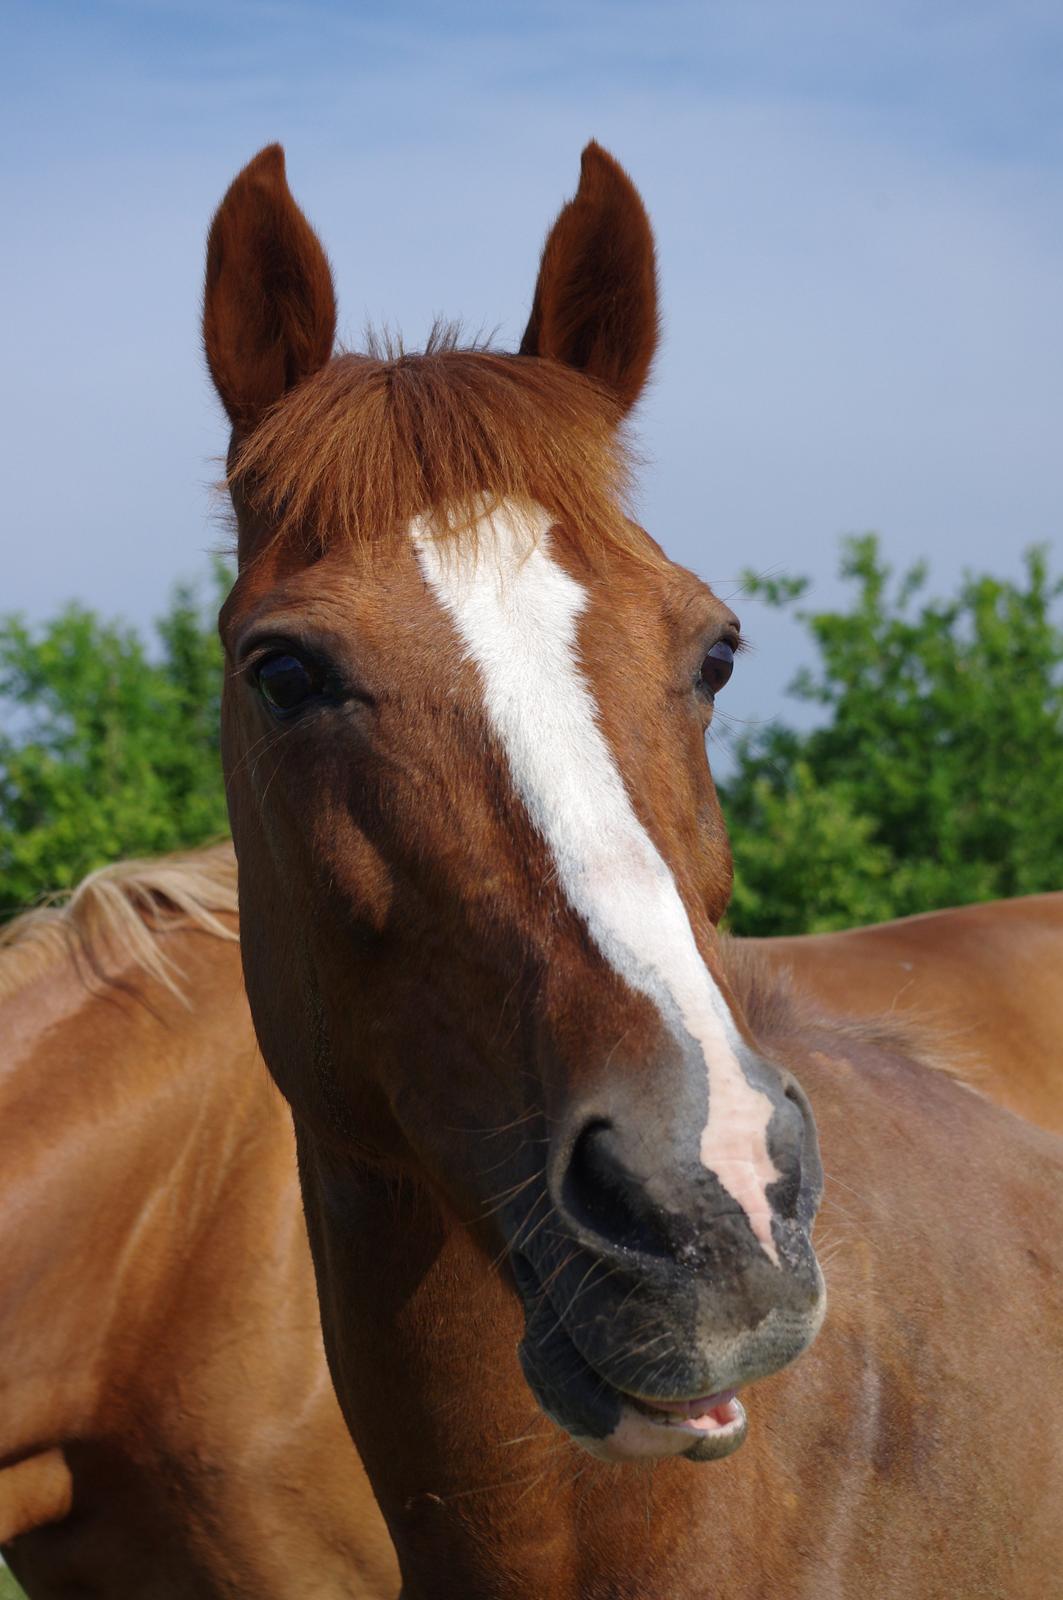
2,848 -> 1055,1598
4,851 -> 1056,1587
0,849 -> 398,1598
748,892 -> 1063,1135
206,145 -> 1063,1597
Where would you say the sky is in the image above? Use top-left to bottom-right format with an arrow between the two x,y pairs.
2,0 -> 1061,758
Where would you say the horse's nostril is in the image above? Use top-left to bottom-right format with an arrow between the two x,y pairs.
783,1078 -> 816,1146
767,1078 -> 810,1220
561,1119 -> 674,1259
782,1073 -> 811,1114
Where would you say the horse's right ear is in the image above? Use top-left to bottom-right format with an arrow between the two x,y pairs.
203,145 -> 336,433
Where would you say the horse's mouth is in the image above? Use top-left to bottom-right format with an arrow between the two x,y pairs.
617,1386 -> 749,1458
513,1251 -> 752,1463
518,1306 -> 750,1463
629,1386 -> 746,1435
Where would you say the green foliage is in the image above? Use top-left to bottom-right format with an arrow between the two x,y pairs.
0,561 -> 232,918
0,1565 -> 27,1599
721,536 -> 1063,934
4,539 -> 1061,939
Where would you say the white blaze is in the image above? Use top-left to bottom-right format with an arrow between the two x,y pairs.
412,502 -> 780,1263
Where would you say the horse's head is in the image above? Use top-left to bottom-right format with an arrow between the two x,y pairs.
206,143 -> 824,1463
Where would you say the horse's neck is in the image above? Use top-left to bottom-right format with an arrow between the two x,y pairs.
300,1147 -> 662,1600
0,933 -> 403,1595
0,939 -> 266,1449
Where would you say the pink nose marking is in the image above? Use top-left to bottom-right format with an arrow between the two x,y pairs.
685,1021 -> 780,1266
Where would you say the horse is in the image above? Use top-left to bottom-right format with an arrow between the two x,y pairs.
204,143 -> 1063,1598
747,892 -> 1063,1135
0,847 -> 398,1599
6,838 -> 1056,1600
2,845 -> 1052,1600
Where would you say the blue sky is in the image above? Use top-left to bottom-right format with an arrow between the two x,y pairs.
3,1 -> 1061,754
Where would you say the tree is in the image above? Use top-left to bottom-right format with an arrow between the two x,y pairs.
5,540 -> 1060,937
0,562 -> 232,918
0,1565 -> 26,1599
720,536 -> 1063,934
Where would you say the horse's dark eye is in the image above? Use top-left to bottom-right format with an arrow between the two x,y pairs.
697,640 -> 735,697
255,653 -> 318,715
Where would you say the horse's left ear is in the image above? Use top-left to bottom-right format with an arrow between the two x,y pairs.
203,144 -> 336,433
519,142 -> 659,415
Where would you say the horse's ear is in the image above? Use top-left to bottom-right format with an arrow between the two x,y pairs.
519,142 -> 658,415
203,145 -> 336,432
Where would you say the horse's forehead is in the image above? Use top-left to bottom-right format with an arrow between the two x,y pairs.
224,538 -> 425,628
224,518 -> 706,668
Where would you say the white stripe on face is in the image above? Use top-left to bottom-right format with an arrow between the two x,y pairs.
412,501 -> 780,1263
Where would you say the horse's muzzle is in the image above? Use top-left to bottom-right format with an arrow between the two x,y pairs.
507,1049 -> 825,1461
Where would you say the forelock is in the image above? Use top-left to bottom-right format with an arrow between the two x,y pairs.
229,342 -> 649,568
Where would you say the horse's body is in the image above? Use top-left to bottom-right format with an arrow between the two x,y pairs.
748,892 -> 1063,1134
203,143 -> 1063,1598
0,850 -> 398,1599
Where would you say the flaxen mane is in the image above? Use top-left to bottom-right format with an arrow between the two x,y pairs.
0,842 -> 238,1003
231,339 -> 653,564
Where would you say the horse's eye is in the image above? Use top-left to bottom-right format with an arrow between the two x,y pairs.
255,652 -> 319,715
697,640 -> 735,697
